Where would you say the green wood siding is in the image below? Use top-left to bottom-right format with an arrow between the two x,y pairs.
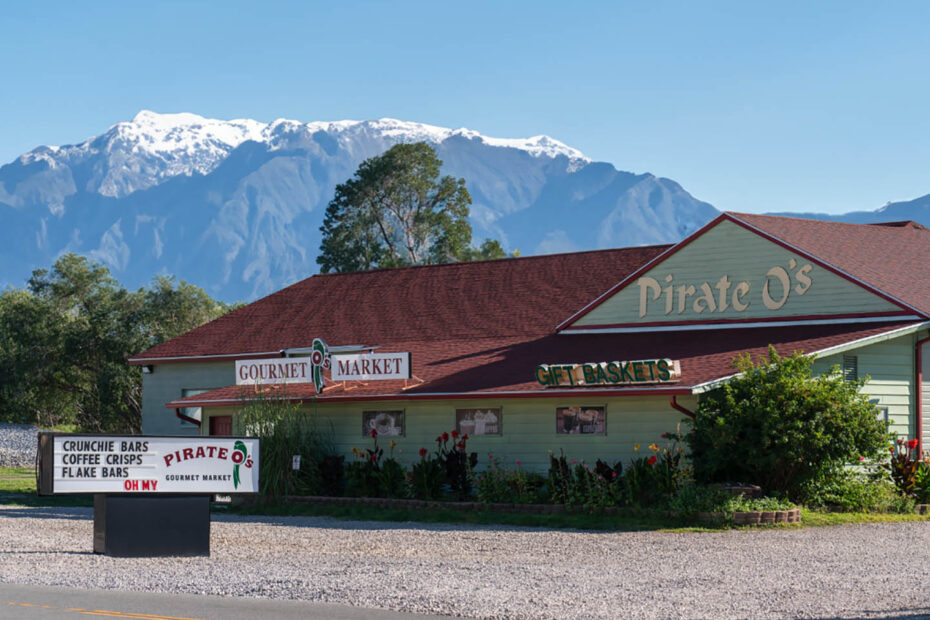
573,219 -> 901,327
922,340 -> 930,448
141,361 -> 235,435
813,335 -> 916,440
204,395 -> 697,473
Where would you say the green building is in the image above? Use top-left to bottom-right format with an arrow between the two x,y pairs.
131,212 -> 930,469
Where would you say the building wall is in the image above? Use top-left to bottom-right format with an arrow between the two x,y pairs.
141,361 -> 235,435
202,394 -> 698,473
574,219 -> 901,327
813,332 -> 918,440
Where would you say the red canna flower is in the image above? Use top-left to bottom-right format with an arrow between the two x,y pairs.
908,439 -> 919,450
647,455 -> 657,466
516,460 -> 522,467
451,430 -> 459,439
441,432 -> 449,442
370,429 -> 378,438
419,448 -> 428,458
370,454 -> 377,462
462,434 -> 469,441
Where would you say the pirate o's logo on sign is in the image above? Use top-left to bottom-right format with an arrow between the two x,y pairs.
231,440 -> 254,489
310,337 -> 330,394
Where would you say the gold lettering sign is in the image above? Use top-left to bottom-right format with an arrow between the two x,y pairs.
636,259 -> 813,318
535,359 -> 681,388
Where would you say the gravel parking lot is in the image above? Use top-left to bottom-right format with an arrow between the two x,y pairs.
2,506 -> 930,619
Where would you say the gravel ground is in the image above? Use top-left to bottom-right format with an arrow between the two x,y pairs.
0,423 -> 39,467
2,507 -> 930,619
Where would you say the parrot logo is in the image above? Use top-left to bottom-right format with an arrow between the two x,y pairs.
231,440 -> 252,489
310,337 -> 330,394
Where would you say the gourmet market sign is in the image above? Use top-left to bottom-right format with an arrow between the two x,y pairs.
37,434 -> 260,495
535,359 -> 681,388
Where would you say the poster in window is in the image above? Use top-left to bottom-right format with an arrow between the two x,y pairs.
556,406 -> 605,435
363,410 -> 405,437
455,408 -> 501,436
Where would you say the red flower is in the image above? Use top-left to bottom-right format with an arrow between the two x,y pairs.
456,442 -> 465,450
890,447 -> 896,454
370,454 -> 377,462
462,434 -> 469,441
441,432 -> 449,442
419,448 -> 428,458
370,429 -> 378,438
451,430 -> 459,439
647,455 -> 657,466
908,439 -> 919,450
516,460 -> 522,467
898,438 -> 904,445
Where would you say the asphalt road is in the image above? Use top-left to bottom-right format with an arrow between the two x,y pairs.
0,583 -> 447,620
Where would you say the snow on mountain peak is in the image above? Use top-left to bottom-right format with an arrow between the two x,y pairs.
20,111 -> 590,199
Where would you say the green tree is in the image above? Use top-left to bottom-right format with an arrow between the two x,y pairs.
686,347 -> 887,499
318,142 -> 506,273
0,254 -> 234,432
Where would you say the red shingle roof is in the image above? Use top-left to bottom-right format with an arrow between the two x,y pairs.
131,245 -> 670,361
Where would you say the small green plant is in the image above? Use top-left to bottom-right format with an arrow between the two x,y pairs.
376,440 -> 409,498
887,438 -> 921,497
436,430 -> 478,500
346,430 -> 383,497
410,447 -> 444,500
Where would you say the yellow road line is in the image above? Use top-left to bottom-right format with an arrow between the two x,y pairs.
81,609 -> 203,620
4,600 -> 203,620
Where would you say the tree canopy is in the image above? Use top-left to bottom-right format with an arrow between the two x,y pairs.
317,142 -> 508,273
0,254 -> 235,432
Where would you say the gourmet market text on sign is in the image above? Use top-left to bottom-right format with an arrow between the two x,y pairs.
37,433 -> 260,495
535,359 -> 681,387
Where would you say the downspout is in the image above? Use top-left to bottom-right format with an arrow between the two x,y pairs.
174,407 -> 202,429
917,335 -> 930,454
670,395 -> 695,419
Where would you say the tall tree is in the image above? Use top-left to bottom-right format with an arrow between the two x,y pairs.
317,142 -> 478,273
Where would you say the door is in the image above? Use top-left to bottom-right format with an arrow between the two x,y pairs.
209,415 -> 232,436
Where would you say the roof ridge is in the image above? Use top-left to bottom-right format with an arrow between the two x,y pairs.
729,211 -> 930,232
310,243 -> 675,279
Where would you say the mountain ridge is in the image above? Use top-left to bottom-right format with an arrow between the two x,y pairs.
0,111 -> 717,300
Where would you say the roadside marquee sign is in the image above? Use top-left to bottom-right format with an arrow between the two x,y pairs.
37,433 -> 260,495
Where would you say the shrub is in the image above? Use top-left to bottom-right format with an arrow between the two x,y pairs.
801,466 -> 910,513
477,457 -> 547,504
687,347 -> 887,500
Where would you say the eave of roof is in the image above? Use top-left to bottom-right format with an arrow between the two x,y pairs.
166,320 -> 923,409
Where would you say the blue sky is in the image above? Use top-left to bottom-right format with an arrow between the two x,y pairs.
2,1 -> 929,214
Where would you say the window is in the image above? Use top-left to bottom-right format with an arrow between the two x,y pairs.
180,388 -> 208,428
843,355 -> 858,383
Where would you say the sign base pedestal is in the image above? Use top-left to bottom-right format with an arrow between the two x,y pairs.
93,494 -> 211,557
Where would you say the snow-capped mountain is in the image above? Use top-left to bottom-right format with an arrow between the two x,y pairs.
0,111 -> 719,301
